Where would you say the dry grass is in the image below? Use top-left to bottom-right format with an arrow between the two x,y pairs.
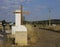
0,24 -> 60,47
26,24 -> 38,44
26,24 -> 60,47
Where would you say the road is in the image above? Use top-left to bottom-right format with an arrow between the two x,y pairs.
28,27 -> 60,47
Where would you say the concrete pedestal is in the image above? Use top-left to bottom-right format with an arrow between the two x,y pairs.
12,9 -> 28,46
15,31 -> 27,45
12,25 -> 27,45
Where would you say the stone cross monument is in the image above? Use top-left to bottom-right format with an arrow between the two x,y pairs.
12,5 -> 29,45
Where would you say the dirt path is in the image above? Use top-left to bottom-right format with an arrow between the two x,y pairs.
29,27 -> 60,47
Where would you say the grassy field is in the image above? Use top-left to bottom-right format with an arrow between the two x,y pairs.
26,24 -> 60,47
0,24 -> 60,47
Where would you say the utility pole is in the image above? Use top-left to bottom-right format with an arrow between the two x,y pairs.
48,8 -> 52,26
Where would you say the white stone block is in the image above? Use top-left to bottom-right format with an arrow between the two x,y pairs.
12,25 -> 27,35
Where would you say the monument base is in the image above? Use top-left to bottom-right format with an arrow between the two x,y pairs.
12,25 -> 27,34
15,31 -> 27,45
12,25 -> 27,45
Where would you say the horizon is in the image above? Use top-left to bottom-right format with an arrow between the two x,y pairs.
0,0 -> 60,22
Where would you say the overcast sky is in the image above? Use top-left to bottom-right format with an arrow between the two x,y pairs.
0,0 -> 60,22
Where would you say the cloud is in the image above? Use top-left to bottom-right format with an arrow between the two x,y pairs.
36,5 -> 47,9
1,6 -> 8,9
18,0 -> 33,4
20,0 -> 26,2
30,5 -> 47,12
19,0 -> 32,2
26,0 -> 32,3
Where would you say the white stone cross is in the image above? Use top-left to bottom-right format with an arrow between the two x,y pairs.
14,5 -> 29,26
12,5 -> 29,35
12,5 -> 29,45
